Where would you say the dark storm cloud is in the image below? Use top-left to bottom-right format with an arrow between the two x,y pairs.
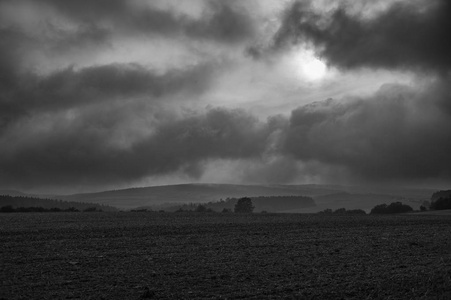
0,62 -> 216,131
0,0 -> 261,191
0,108 -> 272,189
282,78 -> 451,181
37,0 -> 255,44
0,9 -> 218,129
0,27 -> 34,129
2,77 -> 451,189
0,27 -> 33,88
48,24 -> 112,54
274,0 -> 451,72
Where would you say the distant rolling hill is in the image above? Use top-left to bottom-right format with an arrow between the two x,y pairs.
60,184 -> 330,209
57,184 -> 434,211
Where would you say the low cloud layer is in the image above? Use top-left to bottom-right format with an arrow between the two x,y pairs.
283,78 -> 451,182
2,78 -> 450,190
0,107 -> 272,190
274,0 -> 451,73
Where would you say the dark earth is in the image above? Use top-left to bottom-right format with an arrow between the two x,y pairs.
1,212 -> 451,299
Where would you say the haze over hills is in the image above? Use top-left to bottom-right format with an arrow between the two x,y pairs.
1,184 -> 435,212
59,184 -> 330,209
57,184 -> 433,211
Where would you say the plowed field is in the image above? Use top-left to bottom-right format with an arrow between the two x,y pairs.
1,213 -> 451,299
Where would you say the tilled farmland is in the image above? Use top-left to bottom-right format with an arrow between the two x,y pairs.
1,212 -> 451,299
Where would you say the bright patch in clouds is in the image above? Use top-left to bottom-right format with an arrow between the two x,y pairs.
301,56 -> 327,80
293,50 -> 328,81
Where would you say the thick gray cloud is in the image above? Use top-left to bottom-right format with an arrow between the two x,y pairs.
0,0 -> 260,192
283,78 -> 451,182
0,62 -> 216,132
48,24 -> 112,54
2,77 -> 451,190
0,5 -> 219,131
0,108 -> 273,190
0,27 -> 33,89
274,0 -> 451,72
11,63 -> 214,110
35,0 -> 255,44
3,78 -> 450,190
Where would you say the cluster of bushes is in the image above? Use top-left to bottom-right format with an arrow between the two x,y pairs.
173,197 -> 255,213
370,202 -> 413,214
318,208 -> 366,215
317,202 -> 416,216
175,205 -> 213,213
131,209 -> 167,213
0,205 -> 102,213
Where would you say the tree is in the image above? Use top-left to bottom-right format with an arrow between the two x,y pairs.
234,197 -> 254,213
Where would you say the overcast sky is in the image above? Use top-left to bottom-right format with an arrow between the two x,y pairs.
1,0 -> 450,194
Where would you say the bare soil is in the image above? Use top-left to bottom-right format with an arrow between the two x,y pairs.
1,212 -> 451,299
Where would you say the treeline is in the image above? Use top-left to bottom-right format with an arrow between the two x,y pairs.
317,202 -> 414,215
0,206 -> 102,213
162,195 -> 315,213
0,195 -> 117,212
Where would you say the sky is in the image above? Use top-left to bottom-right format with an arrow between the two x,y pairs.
0,0 -> 450,194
